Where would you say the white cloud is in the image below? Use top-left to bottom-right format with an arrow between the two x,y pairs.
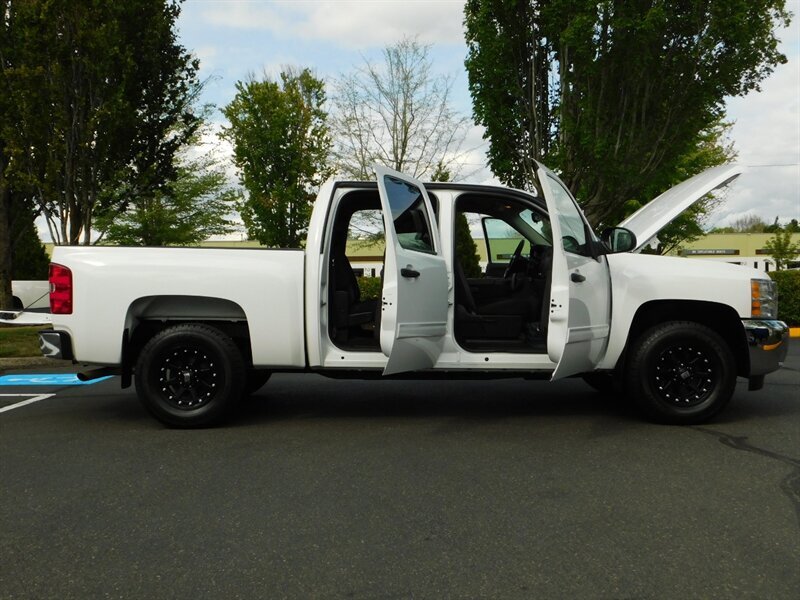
715,20 -> 800,226
200,0 -> 466,48
708,165 -> 799,227
452,124 -> 491,182
193,45 -> 219,70
726,50 -> 800,164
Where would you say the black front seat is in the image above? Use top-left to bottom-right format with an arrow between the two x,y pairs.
454,258 -> 535,340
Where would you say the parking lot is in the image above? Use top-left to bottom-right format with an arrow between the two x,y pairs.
1,344 -> 798,599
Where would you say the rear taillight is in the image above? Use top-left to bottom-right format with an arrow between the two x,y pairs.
49,263 -> 73,314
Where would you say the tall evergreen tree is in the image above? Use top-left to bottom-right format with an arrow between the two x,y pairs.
464,1 -> 789,227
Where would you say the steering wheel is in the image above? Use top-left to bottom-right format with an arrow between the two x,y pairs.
504,239 -> 525,278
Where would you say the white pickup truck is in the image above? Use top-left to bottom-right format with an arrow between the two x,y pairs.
8,163 -> 789,427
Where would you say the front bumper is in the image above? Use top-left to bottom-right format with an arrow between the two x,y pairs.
742,319 -> 789,377
38,330 -> 74,361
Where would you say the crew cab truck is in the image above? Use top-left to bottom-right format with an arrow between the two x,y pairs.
14,163 -> 789,427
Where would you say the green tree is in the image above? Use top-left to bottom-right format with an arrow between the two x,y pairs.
708,214 -> 771,233
0,0 -> 199,304
0,0 -> 38,308
3,0 -> 200,245
763,231 -> 800,270
464,0 -> 789,227
455,212 -> 482,278
10,211 -> 49,280
95,138 -> 240,246
222,68 -> 331,248
431,160 -> 481,276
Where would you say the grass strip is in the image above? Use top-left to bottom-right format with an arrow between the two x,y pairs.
0,326 -> 46,358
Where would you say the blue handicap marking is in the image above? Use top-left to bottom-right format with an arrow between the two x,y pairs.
0,374 -> 113,386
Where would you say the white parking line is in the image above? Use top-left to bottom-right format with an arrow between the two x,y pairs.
0,393 -> 56,414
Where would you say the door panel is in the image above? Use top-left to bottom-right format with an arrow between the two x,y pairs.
537,164 -> 612,380
374,166 -> 448,376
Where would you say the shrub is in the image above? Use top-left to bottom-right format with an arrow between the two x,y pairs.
769,270 -> 800,325
357,277 -> 383,302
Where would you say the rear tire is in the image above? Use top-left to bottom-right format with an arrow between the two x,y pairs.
626,321 -> 736,425
135,323 -> 246,428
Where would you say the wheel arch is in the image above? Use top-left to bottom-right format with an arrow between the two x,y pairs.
122,296 -> 254,386
618,300 -> 748,378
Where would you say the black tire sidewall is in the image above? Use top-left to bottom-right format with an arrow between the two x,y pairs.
135,324 -> 245,427
627,321 -> 736,424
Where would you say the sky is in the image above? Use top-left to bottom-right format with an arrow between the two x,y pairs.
175,0 -> 800,230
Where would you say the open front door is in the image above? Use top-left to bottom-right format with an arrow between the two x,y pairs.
537,164 -> 612,380
374,166 -> 448,376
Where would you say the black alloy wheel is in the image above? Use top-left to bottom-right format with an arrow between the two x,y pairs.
155,346 -> 221,410
135,323 -> 246,428
650,342 -> 717,407
626,321 -> 736,425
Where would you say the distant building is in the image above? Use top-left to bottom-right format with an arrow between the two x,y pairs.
675,233 -> 800,272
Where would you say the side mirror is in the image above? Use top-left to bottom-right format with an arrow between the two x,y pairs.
601,227 -> 637,253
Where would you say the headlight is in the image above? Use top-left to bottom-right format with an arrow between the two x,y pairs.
751,278 -> 777,319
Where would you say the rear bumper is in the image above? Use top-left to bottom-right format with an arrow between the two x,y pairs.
38,330 -> 74,361
742,319 -> 789,377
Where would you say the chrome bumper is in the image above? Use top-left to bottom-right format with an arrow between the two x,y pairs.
742,319 -> 789,378
38,330 -> 74,361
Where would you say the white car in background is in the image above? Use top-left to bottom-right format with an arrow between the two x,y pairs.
11,280 -> 50,311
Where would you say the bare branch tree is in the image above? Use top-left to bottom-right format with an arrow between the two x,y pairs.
330,37 -> 472,181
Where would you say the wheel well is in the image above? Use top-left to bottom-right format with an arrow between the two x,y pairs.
12,296 -> 23,310
124,296 -> 253,373
624,300 -> 749,377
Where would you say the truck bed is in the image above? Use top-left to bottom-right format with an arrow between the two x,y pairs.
49,246 -> 307,367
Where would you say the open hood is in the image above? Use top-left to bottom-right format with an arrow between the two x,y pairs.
617,164 -> 742,251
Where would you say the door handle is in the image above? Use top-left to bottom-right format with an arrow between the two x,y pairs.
571,272 -> 586,283
401,268 -> 420,278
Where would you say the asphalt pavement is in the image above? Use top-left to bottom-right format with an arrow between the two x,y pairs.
1,345 -> 798,599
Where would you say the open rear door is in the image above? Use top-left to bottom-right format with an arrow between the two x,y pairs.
537,163 -> 612,380
374,166 -> 448,376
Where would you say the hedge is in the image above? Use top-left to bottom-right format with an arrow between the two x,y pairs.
769,270 -> 800,326
357,277 -> 383,302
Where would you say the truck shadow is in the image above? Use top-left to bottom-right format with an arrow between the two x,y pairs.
235,375 -> 799,428
236,375 -> 639,425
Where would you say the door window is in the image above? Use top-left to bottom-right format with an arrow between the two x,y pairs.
547,176 -> 590,256
483,218 -> 525,264
383,175 -> 435,254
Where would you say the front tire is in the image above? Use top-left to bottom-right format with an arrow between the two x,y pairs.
135,323 -> 246,428
626,321 -> 736,425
